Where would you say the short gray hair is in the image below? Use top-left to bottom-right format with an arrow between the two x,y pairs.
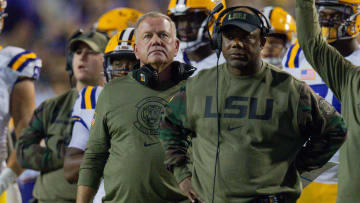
134,11 -> 177,40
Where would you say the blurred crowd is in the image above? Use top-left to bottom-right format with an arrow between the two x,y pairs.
0,0 -> 294,98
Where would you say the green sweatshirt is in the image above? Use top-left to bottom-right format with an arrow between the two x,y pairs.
78,75 -> 187,202
16,89 -> 78,202
296,0 -> 360,202
159,63 -> 346,202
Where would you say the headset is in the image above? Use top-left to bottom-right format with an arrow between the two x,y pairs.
64,29 -> 84,87
207,3 -> 271,57
65,29 -> 109,87
132,61 -> 196,90
205,3 -> 271,203
66,29 -> 84,76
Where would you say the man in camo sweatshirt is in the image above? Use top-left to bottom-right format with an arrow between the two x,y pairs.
159,7 -> 347,203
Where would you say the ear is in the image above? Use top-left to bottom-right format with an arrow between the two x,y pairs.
174,38 -> 180,57
100,53 -> 104,62
260,36 -> 266,49
134,43 -> 140,60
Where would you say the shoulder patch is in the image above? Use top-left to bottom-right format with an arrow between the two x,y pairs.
91,112 -> 96,128
80,86 -> 98,109
284,42 -> 302,69
300,69 -> 316,80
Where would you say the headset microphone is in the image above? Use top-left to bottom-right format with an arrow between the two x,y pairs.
206,2 -> 224,56
211,2 -> 224,15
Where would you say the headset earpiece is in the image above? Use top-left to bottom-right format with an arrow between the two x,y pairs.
66,29 -> 84,75
132,61 -> 195,89
132,64 -> 159,88
170,61 -> 196,82
211,21 -> 222,55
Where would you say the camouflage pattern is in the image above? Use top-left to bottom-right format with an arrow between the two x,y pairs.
295,82 -> 347,173
16,89 -> 78,201
159,62 -> 347,202
160,86 -> 192,171
296,0 -> 360,201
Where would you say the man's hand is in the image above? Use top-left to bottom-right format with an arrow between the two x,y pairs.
76,185 -> 95,203
179,177 -> 202,203
64,147 -> 85,184
0,167 -> 17,194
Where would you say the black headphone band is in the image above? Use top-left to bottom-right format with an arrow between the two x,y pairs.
214,6 -> 271,36
208,4 -> 271,56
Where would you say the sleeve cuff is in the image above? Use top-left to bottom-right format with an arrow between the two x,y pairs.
173,165 -> 192,184
296,0 -> 314,8
78,168 -> 101,190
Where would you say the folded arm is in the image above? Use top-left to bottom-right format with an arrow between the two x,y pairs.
159,86 -> 193,183
295,82 -> 347,172
16,103 -> 64,172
